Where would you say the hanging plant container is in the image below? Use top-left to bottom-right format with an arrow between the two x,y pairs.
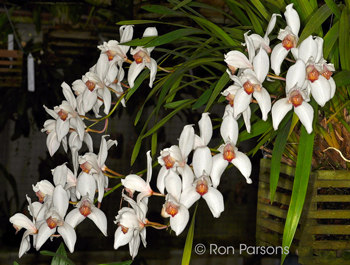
256,158 -> 350,264
0,50 -> 23,88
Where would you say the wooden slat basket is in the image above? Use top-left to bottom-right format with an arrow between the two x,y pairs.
256,159 -> 350,265
0,50 -> 23,88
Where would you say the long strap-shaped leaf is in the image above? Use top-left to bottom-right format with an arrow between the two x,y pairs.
281,102 -> 317,265
270,119 -> 291,203
181,203 -> 198,265
339,8 -> 350,71
298,4 -> 332,44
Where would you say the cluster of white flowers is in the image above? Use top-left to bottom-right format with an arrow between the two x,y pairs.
9,3 -> 335,261
224,4 -> 335,134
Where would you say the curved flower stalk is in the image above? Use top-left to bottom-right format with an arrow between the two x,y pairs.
114,194 -> 148,259
271,3 -> 300,76
35,185 -> 76,253
79,135 -> 118,203
128,27 -> 158,88
272,59 -> 314,134
211,107 -> 252,186
9,196 -> 39,258
232,47 -> 271,121
65,173 -> 107,236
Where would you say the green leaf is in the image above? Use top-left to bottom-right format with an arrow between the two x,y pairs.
192,88 -> 212,110
120,36 -> 156,47
51,243 -> 68,265
164,99 -> 194,109
131,133 -> 143,166
339,8 -> 350,71
189,15 -> 239,46
144,28 -> 204,47
13,262 -> 19,265
250,0 -> 270,21
238,118 -> 273,143
270,119 -> 291,203
324,0 -> 341,19
99,261 -> 133,265
224,0 -> 251,25
142,5 -> 182,15
333,70 -> 350,86
181,203 -> 198,265
241,2 -> 264,36
116,20 -> 192,28
281,101 -> 317,264
204,72 -> 230,112
298,4 -> 332,45
40,250 -> 75,265
323,21 -> 339,59
151,132 -> 157,158
143,99 -> 195,138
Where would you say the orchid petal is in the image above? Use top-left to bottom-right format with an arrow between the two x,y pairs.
220,113 -> 239,144
58,223 -> 76,253
285,4 -> 300,36
179,125 -> 195,159
253,87 -> 271,121
271,43 -> 289,76
89,207 -> 108,236
36,223 -> 54,251
114,227 -> 133,249
298,36 -> 318,63
271,98 -> 293,131
146,58 -> 157,88
242,106 -> 252,133
309,76 -> 331,107
61,82 -> 76,110
180,186 -> 201,209
46,131 -> 60,157
19,235 -> 31,258
294,102 -> 314,134
224,51 -> 252,70
210,154 -> 228,188
202,187 -> 224,218
193,147 -> 213,178
233,88 -> 252,119
231,151 -> 252,183
170,204 -> 189,236
198,113 -> 212,145
253,47 -> 269,83
65,208 -> 85,229
156,166 -> 169,194
328,77 -> 336,98
53,185 -> 69,218
164,170 -> 182,201
122,174 -> 148,193
178,164 -> 195,191
286,59 -> 306,93
77,172 -> 96,201
128,62 -> 145,88
55,119 -> 70,142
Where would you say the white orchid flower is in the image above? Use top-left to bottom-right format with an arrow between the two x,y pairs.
157,125 -> 195,193
271,4 -> 300,75
161,193 -> 189,236
35,185 -> 76,253
245,13 -> 281,53
41,118 -> 68,156
52,163 -> 78,201
232,47 -> 271,121
79,135 -> 117,203
10,196 -> 39,258
211,107 -> 252,186
65,173 -> 107,236
69,130 -> 93,176
180,114 -> 224,218
272,59 -> 314,134
114,194 -> 147,259
128,27 -> 158,88
32,180 -> 55,203
222,86 -> 252,133
47,82 -> 85,143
